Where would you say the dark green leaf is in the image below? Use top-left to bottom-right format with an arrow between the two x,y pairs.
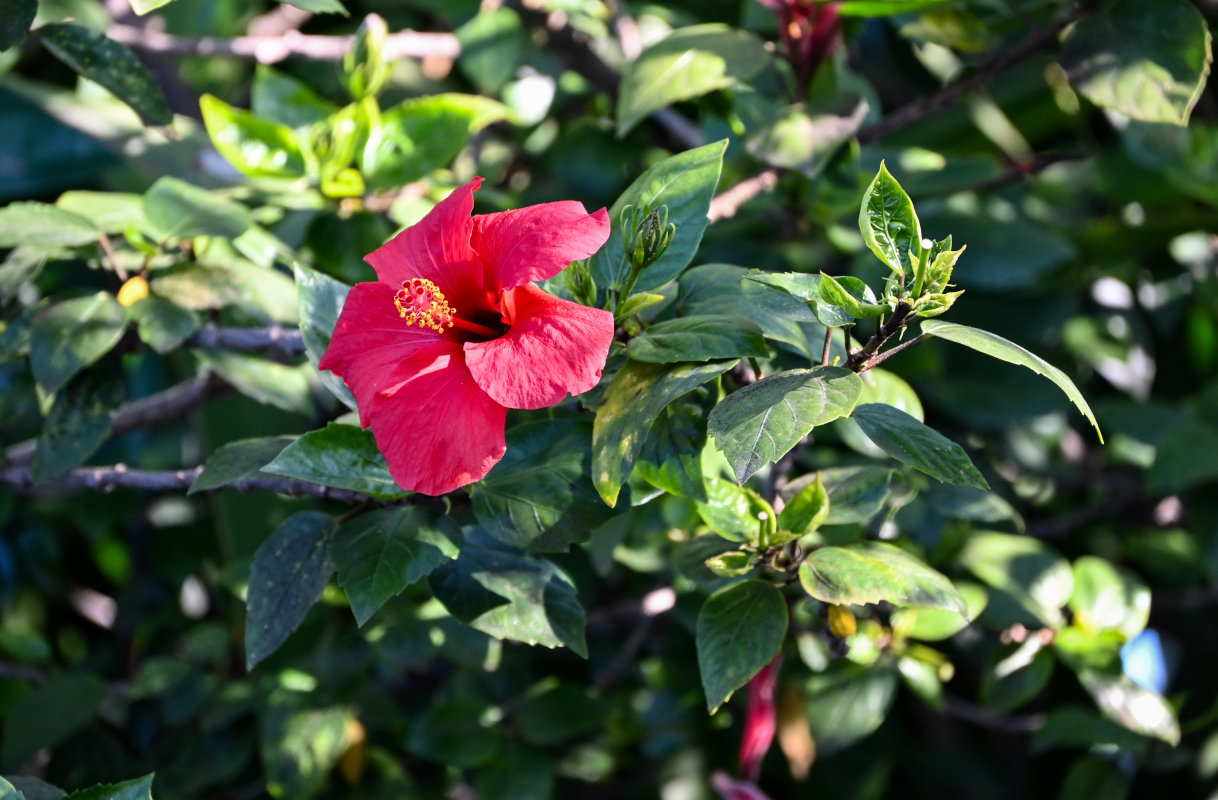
851,403 -> 989,490
188,436 -> 296,495
592,359 -> 734,506
696,580 -> 787,712
472,420 -> 609,552
740,272 -> 823,324
617,25 -> 770,135
408,700 -> 500,768
980,643 -> 1055,713
958,532 -> 1073,628
921,320 -> 1103,441
332,507 -> 461,625
1058,757 -> 1130,800
62,775 -> 154,800
514,682 -> 608,746
6,776 -> 65,800
858,161 -> 921,275
429,538 -> 587,657
0,0 -> 36,51
1069,556 -> 1150,639
474,748 -> 554,800
294,264 -> 357,411
804,663 -> 898,756
708,367 -> 863,484
36,24 -> 172,126
199,95 -> 307,179
635,402 -> 706,500
799,541 -> 965,614
245,512 -> 336,669
0,202 -> 98,248
143,176 -> 253,240
626,315 -> 768,363
797,466 -> 892,525
263,423 -> 406,498
1060,0 -> 1211,126
261,705 -> 352,798
127,296 -> 200,354
194,350 -> 314,417
455,8 -> 526,94
1032,707 -> 1150,755
592,140 -> 726,291
29,291 -> 127,395
0,674 -> 108,770
32,366 -> 125,480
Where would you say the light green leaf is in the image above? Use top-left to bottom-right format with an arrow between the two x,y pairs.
921,320 -> 1102,441
37,24 -> 172,125
592,140 -> 726,291
294,264 -> 357,411
143,176 -> 253,241
332,507 -> 461,626
778,472 -> 830,535
1069,557 -> 1150,639
819,273 -> 887,318
1077,669 -> 1180,745
251,65 -> 337,132
128,0 -> 178,14
592,359 -> 735,506
188,436 -> 295,495
195,350 -> 314,417
200,94 -> 308,179
276,0 -> 348,15
799,541 -> 966,614
708,367 -> 863,484
695,477 -> 772,543
958,532 -> 1073,628
617,25 -> 769,135
260,706 -> 353,799
29,291 -> 127,395
858,161 -> 922,275
127,296 -> 200,354
1061,0 -> 1212,126
626,315 -> 768,363
263,423 -> 407,498
696,580 -> 787,712
62,775 -> 154,800
245,511 -> 336,669
852,403 -> 988,490
836,0 -> 956,15
0,202 -> 98,248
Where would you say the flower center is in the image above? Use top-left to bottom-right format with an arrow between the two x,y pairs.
394,278 -> 455,332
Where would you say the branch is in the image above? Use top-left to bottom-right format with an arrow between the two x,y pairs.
707,168 -> 780,223
942,696 -> 1045,734
0,462 -> 375,504
106,23 -> 460,64
186,324 -> 306,355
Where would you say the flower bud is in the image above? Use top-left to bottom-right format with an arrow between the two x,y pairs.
344,14 -> 391,100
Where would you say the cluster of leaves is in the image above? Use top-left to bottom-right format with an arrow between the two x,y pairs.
1,0 -> 1217,798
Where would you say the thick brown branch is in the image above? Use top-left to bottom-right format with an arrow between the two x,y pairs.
186,324 -> 305,355
106,23 -> 460,63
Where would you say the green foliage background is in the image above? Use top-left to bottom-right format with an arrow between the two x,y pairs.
1,0 -> 1217,798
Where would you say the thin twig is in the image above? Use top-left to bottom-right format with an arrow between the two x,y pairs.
707,168 -> 780,222
858,332 -> 927,373
105,23 -> 460,63
942,696 -> 1045,734
186,324 -> 306,355
821,326 -> 834,366
845,303 -> 911,372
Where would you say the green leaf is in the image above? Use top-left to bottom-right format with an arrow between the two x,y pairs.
454,7 -> 526,94
836,0 -> 956,15
128,0 -> 178,14
592,140 -> 727,291
245,511 -> 336,669
921,320 -> 1102,441
200,94 -> 308,179
778,472 -> 830,535
592,359 -> 734,507
804,662 -> 898,756
263,423 -> 407,498
408,700 -> 500,768
294,264 -> 357,411
429,538 -> 587,657
36,24 -> 172,126
818,273 -> 887,318
29,291 -> 127,395
851,403 -> 989,490
627,315 -> 768,364
958,532 -> 1073,628
276,0 -> 348,15
816,466 -> 894,524
0,0 -> 36,51
0,202 -> 98,248
746,99 -> 869,177
799,541 -> 966,614
188,436 -> 295,495
858,161 -> 922,275
251,66 -> 337,132
32,366 -> 124,480
127,296 -> 200,354
1069,557 -> 1150,639
0,778 -> 21,800
332,507 -> 461,625
891,582 -> 988,641
474,748 -> 555,800
472,420 -> 609,552
980,642 -> 1055,713
143,176 -> 253,240
708,367 -> 863,484
0,673 -> 108,770
194,350 -> 314,417
617,25 -> 769,135
696,580 -> 788,712
260,705 -> 353,798
1060,0 -> 1212,126
1077,669 -> 1180,745
363,93 -> 511,189
635,402 -> 707,500
695,477 -> 772,543
62,775 -> 154,800
741,271 -> 826,324
5,776 -> 65,800
1058,757 -> 1130,800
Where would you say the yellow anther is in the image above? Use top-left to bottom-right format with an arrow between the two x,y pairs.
393,278 -> 455,332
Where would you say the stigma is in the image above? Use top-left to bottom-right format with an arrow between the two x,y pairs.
394,278 -> 455,332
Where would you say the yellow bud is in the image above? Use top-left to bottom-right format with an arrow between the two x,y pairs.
827,605 -> 857,639
117,276 -> 149,307
337,718 -> 367,784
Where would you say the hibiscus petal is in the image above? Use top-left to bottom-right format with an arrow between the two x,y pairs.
318,281 -> 444,426
464,284 -> 614,410
369,342 -> 507,496
471,201 -> 610,290
364,178 -> 492,316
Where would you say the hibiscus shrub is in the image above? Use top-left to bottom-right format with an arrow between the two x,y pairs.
1,0 -> 1217,798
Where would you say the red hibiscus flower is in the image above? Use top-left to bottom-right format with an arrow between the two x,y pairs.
739,655 -> 781,782
319,178 -> 613,496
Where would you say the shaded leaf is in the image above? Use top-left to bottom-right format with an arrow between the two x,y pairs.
455,7 -> 526,94
958,532 -> 1073,628
188,436 -> 295,495
37,24 -> 172,125
799,541 -> 965,614
195,350 -> 314,417
851,403 -> 988,490
0,0 -> 36,51
260,705 -> 352,799
626,315 -> 768,364
62,775 -> 154,800
0,674 -> 107,770
251,65 -> 337,132
294,264 -> 357,411
804,662 -> 898,756
696,580 -> 788,712
0,202 -> 98,248
263,423 -> 407,498
143,177 -> 253,240
32,366 -> 125,480
29,291 -> 127,395
127,296 -> 200,354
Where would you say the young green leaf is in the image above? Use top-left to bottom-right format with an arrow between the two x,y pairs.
858,162 -> 922,276
778,472 -> 830,535
200,95 -> 308,179
920,320 -> 1103,441
696,580 -> 788,712
695,477 -> 773,543
798,541 -> 966,614
851,403 -> 989,490
818,273 -> 887,318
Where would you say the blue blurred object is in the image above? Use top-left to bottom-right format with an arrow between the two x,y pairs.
1121,629 -> 1170,694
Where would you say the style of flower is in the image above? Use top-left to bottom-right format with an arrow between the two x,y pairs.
319,177 -> 613,495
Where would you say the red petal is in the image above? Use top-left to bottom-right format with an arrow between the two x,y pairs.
319,281 -> 444,426
368,342 -> 507,496
464,284 -> 614,410
364,178 -> 493,316
470,202 -> 610,290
